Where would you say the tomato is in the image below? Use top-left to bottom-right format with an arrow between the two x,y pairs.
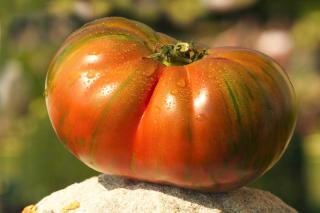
45,17 -> 297,192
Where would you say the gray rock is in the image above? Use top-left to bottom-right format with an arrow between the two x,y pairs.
31,175 -> 297,213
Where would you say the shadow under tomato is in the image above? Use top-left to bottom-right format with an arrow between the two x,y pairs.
98,174 -> 256,210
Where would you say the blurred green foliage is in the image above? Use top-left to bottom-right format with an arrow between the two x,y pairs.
1,98 -> 97,211
1,0 -> 320,212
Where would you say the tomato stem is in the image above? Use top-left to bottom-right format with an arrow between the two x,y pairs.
148,42 -> 208,66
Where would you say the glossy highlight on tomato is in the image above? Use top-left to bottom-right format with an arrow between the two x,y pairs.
45,17 -> 297,192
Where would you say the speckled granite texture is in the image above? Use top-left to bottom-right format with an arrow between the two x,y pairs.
29,174 -> 296,213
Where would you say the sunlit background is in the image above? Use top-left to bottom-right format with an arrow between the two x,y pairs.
1,0 -> 320,212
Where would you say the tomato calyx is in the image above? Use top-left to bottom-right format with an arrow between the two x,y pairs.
148,42 -> 208,66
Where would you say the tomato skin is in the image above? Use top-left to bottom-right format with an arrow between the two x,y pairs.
46,17 -> 297,192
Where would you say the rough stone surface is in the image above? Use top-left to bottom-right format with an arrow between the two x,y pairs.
32,175 -> 297,213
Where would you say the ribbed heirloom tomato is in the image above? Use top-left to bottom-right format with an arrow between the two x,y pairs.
46,17 -> 297,192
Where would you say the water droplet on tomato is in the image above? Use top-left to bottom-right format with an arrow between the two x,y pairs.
177,79 -> 186,87
170,89 -> 178,95
196,114 -> 206,121
142,68 -> 155,77
87,70 -> 96,78
101,83 -> 117,96
165,94 -> 176,110
155,106 -> 160,112
80,71 -> 100,88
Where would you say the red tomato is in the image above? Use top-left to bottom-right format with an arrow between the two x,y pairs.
46,17 -> 297,192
